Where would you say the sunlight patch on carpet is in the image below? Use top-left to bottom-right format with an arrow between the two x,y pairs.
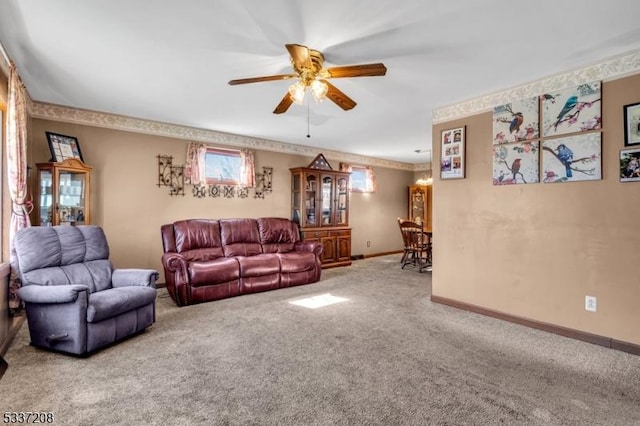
289,293 -> 349,309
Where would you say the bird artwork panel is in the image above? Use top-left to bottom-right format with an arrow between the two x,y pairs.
493,141 -> 539,185
542,133 -> 601,183
493,97 -> 539,144
541,82 -> 601,138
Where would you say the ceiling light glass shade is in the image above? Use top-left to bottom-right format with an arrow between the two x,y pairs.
288,82 -> 306,104
310,80 -> 328,102
416,170 -> 433,185
415,177 -> 433,185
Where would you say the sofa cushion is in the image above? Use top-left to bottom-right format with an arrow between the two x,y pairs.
87,286 -> 157,323
189,257 -> 240,287
182,248 -> 224,262
257,217 -> 299,253
173,219 -> 224,256
220,219 -> 262,257
276,252 -> 317,273
237,254 -> 280,277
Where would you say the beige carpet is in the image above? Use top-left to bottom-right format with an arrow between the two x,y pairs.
1,255 -> 640,425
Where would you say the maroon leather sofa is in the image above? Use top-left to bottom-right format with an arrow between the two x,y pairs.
160,217 -> 323,306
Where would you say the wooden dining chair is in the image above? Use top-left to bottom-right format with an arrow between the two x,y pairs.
397,217 -> 411,264
399,220 -> 431,272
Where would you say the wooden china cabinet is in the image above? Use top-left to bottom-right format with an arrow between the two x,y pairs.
408,184 -> 432,231
291,154 -> 351,268
34,158 -> 92,226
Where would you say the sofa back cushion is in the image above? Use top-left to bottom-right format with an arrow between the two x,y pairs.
220,219 -> 262,257
14,225 -> 113,293
169,219 -> 224,261
257,217 -> 300,253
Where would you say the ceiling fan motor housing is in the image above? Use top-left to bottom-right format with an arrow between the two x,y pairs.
292,49 -> 325,83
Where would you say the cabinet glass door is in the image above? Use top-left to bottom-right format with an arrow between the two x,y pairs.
39,170 -> 53,225
292,173 -> 301,224
321,175 -> 334,226
336,176 -> 348,226
410,187 -> 426,226
57,170 -> 87,225
305,173 -> 318,226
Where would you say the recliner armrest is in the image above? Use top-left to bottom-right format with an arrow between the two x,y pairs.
294,240 -> 324,257
112,269 -> 159,288
17,284 -> 89,304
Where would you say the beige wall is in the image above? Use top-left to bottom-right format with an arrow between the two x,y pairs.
29,120 -> 414,280
432,73 -> 640,345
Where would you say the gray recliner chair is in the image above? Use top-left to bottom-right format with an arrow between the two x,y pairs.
12,225 -> 158,356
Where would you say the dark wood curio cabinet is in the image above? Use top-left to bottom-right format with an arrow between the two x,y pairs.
291,154 -> 351,268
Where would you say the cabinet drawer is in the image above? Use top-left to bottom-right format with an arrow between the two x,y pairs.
302,229 -> 350,239
302,230 -> 329,239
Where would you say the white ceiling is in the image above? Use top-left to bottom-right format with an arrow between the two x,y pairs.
2,0 -> 640,165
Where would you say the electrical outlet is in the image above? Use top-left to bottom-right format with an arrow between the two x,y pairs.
585,296 -> 597,312
366,240 -> 371,247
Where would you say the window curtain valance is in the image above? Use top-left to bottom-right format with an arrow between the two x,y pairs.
364,166 -> 378,192
184,142 -> 207,185
239,149 -> 255,188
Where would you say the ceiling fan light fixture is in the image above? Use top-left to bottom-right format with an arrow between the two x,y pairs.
416,169 -> 433,186
229,44 -> 386,114
288,81 -> 306,104
310,80 -> 328,102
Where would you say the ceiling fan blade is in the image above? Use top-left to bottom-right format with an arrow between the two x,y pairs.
324,80 -> 357,111
228,74 -> 297,85
286,44 -> 312,70
273,93 -> 294,114
325,63 -> 387,78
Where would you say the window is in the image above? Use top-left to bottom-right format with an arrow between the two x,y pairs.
204,148 -> 242,185
350,167 -> 368,192
350,165 -> 376,193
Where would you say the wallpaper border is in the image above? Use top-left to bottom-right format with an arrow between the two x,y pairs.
30,102 -> 426,172
433,49 -> 640,124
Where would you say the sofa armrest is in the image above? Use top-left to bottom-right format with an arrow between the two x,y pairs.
162,253 -> 189,274
161,252 -> 191,306
17,284 -> 89,304
294,240 -> 324,257
112,269 -> 159,288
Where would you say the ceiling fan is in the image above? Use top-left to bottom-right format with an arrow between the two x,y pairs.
228,44 -> 387,114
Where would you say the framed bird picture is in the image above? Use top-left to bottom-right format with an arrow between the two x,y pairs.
623,102 -> 640,146
440,126 -> 465,180
541,81 -> 602,138
492,141 -> 539,185
492,97 -> 539,144
541,132 -> 602,183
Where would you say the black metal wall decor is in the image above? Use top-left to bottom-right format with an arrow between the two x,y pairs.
192,184 -> 207,198
254,166 -> 273,199
262,167 -> 273,193
156,155 -> 272,200
237,187 -> 249,198
157,155 -> 185,196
